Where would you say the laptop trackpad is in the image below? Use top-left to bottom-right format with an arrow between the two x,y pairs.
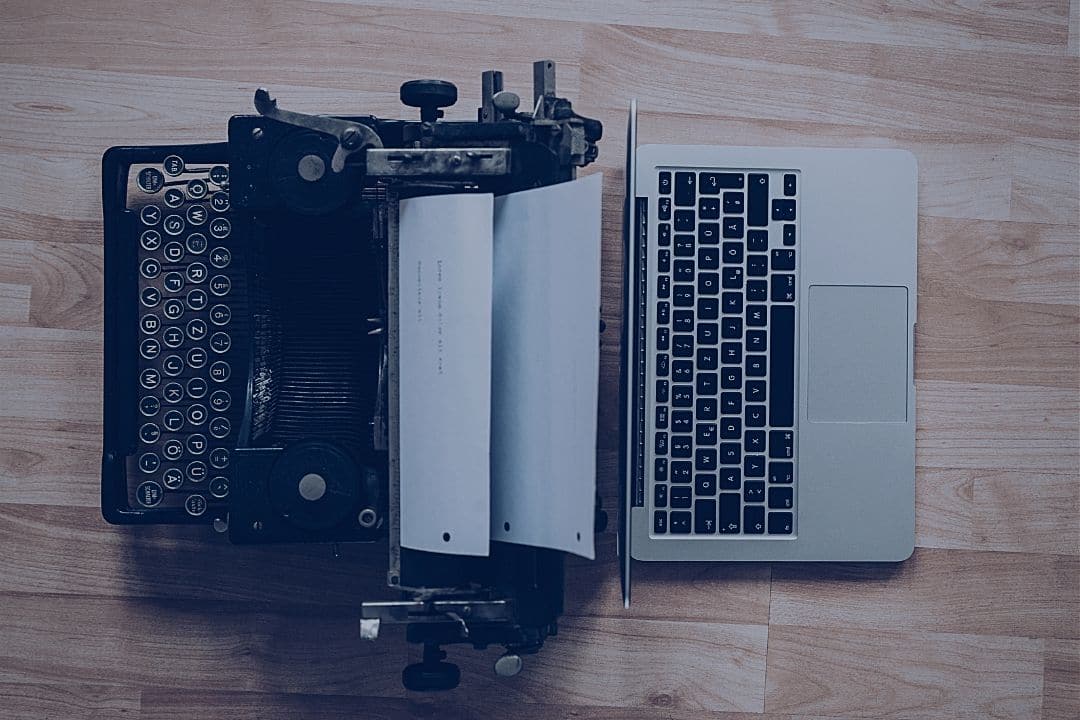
808,285 -> 909,422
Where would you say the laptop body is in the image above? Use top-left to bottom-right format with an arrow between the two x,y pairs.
621,101 -> 917,575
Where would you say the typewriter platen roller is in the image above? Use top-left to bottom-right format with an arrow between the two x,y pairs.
101,61 -> 602,689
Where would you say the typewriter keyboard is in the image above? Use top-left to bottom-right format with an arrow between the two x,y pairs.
650,169 -> 799,537
127,157 -> 243,517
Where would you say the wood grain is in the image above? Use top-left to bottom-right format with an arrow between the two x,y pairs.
0,0 -> 1077,718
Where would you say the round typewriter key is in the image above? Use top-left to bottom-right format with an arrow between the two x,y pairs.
163,155 -> 185,176
136,480 -> 164,507
187,178 -> 208,199
185,493 -> 208,516
139,338 -> 160,360
209,275 -> 231,296
209,304 -> 230,326
187,403 -> 207,426
162,382 -> 184,404
164,187 -> 185,208
162,439 -> 184,461
140,314 -> 160,335
162,410 -> 184,432
208,217 -> 230,239
139,257 -> 161,279
209,332 -> 231,354
139,367 -> 160,390
186,376 -> 208,399
186,204 -> 207,226
209,416 -> 230,439
209,360 -> 230,382
186,232 -> 207,254
209,165 -> 229,185
162,354 -> 184,377
140,229 -> 162,251
162,298 -> 184,321
162,467 -> 183,490
163,272 -> 184,294
209,476 -> 229,499
140,204 -> 162,225
139,395 -> 160,417
139,422 -> 160,444
163,214 -> 185,236
186,318 -> 208,341
209,448 -> 230,469
138,452 -> 160,473
209,389 -> 231,412
186,288 -> 208,311
186,262 -> 207,284
210,191 -> 229,212
140,286 -> 161,308
186,461 -> 207,483
186,433 -> 207,455
162,242 -> 184,263
162,326 -> 183,348
209,246 -> 231,269
187,346 -> 207,369
137,167 -> 164,193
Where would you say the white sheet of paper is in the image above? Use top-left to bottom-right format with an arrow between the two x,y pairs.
491,173 -> 603,559
397,193 -> 493,556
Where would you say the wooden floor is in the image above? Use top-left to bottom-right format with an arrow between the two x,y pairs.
1,1 -> 1078,718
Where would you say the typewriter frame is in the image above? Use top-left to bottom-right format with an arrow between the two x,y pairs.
100,61 -> 603,690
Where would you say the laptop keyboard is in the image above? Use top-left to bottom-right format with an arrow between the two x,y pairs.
651,168 -> 798,537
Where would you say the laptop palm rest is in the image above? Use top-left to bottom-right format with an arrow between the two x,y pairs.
807,285 -> 909,423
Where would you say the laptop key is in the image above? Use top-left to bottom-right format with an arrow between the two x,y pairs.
698,323 -> 719,345
696,397 -> 717,420
747,330 -> 766,351
658,223 -> 671,246
770,306 -> 795,426
746,380 -> 765,402
673,285 -> 694,307
672,409 -> 693,432
699,246 -> 720,269
701,172 -> 743,192
695,473 -> 717,496
656,301 -> 670,324
655,458 -> 668,482
673,385 -> 693,407
719,493 -> 741,533
696,423 -> 717,445
722,266 -> 743,288
658,171 -> 672,195
654,431 -> 668,455
748,173 -> 768,226
747,255 -> 768,277
720,467 -> 741,490
720,392 -> 741,414
699,197 -> 721,219
769,461 -> 793,484
747,280 -> 767,302
673,334 -> 694,357
698,297 -> 720,319
722,217 -> 744,238
783,224 -> 796,246
672,461 -> 692,482
698,272 -> 719,295
673,360 -> 693,382
771,274 -> 796,302
771,199 -> 796,221
674,210 -> 695,231
723,242 -> 743,264
658,197 -> 671,220
671,485 -> 692,508
674,172 -> 696,206
656,327 -> 669,351
719,443 -> 740,464
747,229 -> 768,252
769,486 -> 794,509
654,483 -> 668,507
672,436 -> 692,457
697,348 -> 718,370
670,511 -> 692,534
656,404 -> 669,428
697,373 -> 718,395
768,512 -> 793,534
658,249 -> 670,272
744,481 -> 765,503
695,448 -> 717,471
674,310 -> 694,331
784,173 -> 797,196
720,416 -> 741,439
675,235 -> 695,256
674,259 -> 694,281
723,192 -> 744,214
771,249 -> 796,271
769,430 -> 794,459
654,511 -> 668,533
695,499 -> 717,533
656,379 -> 669,402
744,455 -> 765,477
745,430 -> 765,453
699,223 -> 719,244
658,275 -> 670,298
744,505 -> 765,534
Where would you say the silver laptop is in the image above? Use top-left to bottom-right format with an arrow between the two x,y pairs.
620,101 -> 917,595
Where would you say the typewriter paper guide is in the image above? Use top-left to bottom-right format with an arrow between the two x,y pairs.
398,193 -> 494,556
491,173 -> 602,560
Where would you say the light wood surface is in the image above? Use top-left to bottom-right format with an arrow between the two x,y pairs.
0,1 -> 1077,718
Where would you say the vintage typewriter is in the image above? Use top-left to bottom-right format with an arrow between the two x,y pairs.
101,61 -> 602,690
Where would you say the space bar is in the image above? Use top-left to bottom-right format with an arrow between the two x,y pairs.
769,306 -> 794,427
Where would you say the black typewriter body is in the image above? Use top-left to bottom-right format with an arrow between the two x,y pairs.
101,62 -> 602,690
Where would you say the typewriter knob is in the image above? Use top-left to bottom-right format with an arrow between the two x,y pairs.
400,79 -> 457,122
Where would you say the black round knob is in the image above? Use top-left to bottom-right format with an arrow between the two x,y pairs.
402,661 -> 460,691
400,79 -> 457,122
